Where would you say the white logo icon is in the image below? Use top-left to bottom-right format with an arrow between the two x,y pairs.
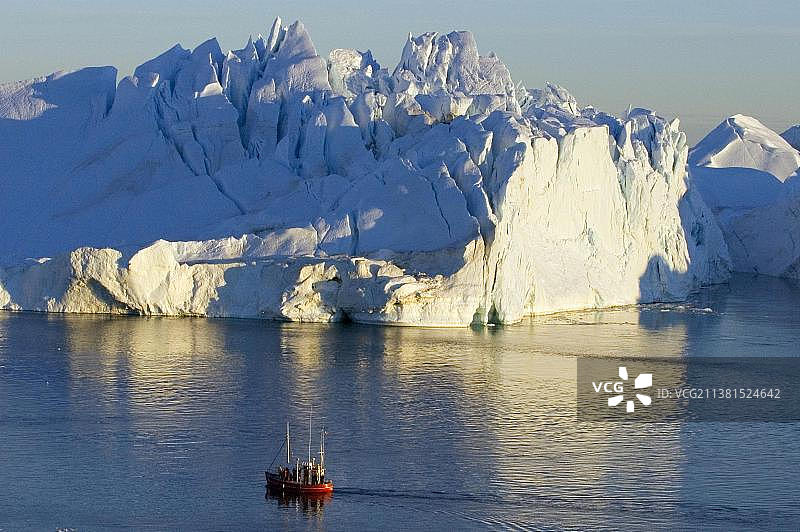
592,366 -> 653,413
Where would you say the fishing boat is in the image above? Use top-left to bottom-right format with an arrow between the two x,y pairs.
266,411 -> 333,495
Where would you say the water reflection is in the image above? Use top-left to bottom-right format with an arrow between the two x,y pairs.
265,490 -> 332,519
0,274 -> 797,528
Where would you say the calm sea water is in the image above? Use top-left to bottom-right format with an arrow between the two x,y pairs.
1,274 -> 799,530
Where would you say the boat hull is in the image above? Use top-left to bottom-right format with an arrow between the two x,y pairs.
266,472 -> 334,494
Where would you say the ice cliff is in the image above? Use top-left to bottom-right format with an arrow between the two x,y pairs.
690,115 -> 800,279
0,18 -> 730,325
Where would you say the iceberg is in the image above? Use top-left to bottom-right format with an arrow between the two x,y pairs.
689,114 -> 800,183
781,124 -> 800,152
0,18 -> 730,325
689,115 -> 800,279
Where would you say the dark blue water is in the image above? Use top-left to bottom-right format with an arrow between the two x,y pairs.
1,274 -> 798,530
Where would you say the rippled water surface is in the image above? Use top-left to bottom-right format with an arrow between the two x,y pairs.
1,275 -> 799,530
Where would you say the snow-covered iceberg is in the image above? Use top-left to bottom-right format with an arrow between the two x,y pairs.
689,115 -> 800,279
689,114 -> 800,182
0,18 -> 730,325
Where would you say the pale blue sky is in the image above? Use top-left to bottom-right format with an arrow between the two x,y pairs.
2,0 -> 798,142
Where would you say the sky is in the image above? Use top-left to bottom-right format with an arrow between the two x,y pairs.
1,0 -> 798,143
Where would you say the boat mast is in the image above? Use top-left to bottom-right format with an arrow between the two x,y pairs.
286,421 -> 290,465
308,405 -> 312,463
319,427 -> 325,466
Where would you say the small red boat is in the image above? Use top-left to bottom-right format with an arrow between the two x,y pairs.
266,415 -> 333,495
265,471 -> 333,494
